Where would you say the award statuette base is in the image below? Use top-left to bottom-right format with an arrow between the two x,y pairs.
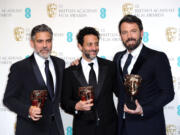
125,96 -> 136,110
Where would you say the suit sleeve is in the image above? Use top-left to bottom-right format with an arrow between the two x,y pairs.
142,53 -> 175,118
3,64 -> 30,119
61,68 -> 78,115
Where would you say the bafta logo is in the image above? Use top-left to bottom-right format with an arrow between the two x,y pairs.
14,27 -> 24,41
122,3 -> 133,16
51,50 -> 58,57
47,3 -> 57,18
166,27 -> 177,42
166,124 -> 176,135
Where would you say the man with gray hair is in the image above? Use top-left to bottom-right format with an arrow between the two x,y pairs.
3,24 -> 65,135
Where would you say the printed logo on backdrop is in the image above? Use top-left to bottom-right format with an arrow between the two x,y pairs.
100,8 -> 106,19
122,3 -> 134,15
67,32 -> 73,42
178,105 -> 180,116
47,3 -> 57,18
99,28 -> 120,42
166,124 -> 176,135
0,8 -> 22,17
25,8 -> 31,19
0,56 -> 23,65
51,51 -> 58,57
14,27 -> 24,41
46,3 -> 98,18
178,8 -> 180,17
13,27 -> 31,41
122,3 -> 175,17
178,56 -> 180,67
143,32 -> 149,43
66,126 -> 72,135
166,27 -> 177,42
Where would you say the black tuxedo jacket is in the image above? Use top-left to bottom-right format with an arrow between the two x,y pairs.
61,57 -> 118,135
113,45 -> 174,135
3,54 -> 65,135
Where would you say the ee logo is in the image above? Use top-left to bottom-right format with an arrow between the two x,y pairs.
25,8 -> 31,19
178,8 -> 180,17
100,8 -> 106,19
177,105 -> 180,116
177,56 -> 180,67
67,32 -> 73,42
143,32 -> 149,43
66,126 -> 72,135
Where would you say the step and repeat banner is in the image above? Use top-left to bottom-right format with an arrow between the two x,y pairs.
0,0 -> 180,135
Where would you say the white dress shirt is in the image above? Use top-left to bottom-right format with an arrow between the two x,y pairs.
121,43 -> 143,74
34,52 -> 56,92
81,57 -> 99,83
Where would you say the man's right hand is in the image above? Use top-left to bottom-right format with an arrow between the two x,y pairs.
70,58 -> 80,66
29,106 -> 42,121
75,99 -> 93,111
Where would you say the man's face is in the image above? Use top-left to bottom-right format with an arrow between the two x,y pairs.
78,34 -> 99,62
120,22 -> 143,52
30,32 -> 52,59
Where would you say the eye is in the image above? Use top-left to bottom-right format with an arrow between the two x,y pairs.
121,31 -> 127,35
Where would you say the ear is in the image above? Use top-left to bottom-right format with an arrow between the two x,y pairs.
141,30 -> 144,39
77,43 -> 82,51
30,40 -> 34,49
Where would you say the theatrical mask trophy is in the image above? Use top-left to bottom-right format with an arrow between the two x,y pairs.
78,86 -> 94,101
124,74 -> 142,110
30,90 -> 48,109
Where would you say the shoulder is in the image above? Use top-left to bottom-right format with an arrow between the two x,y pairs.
113,50 -> 126,61
144,46 -> 168,59
51,56 -> 65,66
97,57 -> 116,68
10,57 -> 31,69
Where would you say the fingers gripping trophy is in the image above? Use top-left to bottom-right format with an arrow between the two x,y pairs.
124,74 -> 142,110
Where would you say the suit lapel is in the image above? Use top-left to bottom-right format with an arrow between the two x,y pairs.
72,63 -> 88,87
95,58 -> 108,99
117,50 -> 126,82
131,45 -> 148,74
30,54 -> 46,88
51,57 -> 62,101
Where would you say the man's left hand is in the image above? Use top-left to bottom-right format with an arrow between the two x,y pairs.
124,100 -> 143,115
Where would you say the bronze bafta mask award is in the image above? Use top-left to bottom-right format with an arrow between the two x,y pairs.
124,74 -> 142,110
30,90 -> 48,109
78,86 -> 94,101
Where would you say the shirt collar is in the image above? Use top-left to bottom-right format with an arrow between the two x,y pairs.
81,57 -> 98,68
34,52 -> 52,66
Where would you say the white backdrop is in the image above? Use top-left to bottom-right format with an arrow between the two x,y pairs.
0,0 -> 180,135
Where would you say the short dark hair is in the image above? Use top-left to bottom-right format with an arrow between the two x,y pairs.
118,15 -> 143,34
76,27 -> 100,46
31,24 -> 53,40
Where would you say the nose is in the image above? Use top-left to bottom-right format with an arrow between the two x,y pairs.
43,41 -> 47,48
91,44 -> 98,50
127,32 -> 132,38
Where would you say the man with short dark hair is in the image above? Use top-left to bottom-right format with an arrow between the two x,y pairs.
113,15 -> 175,135
62,27 -> 118,135
3,24 -> 65,135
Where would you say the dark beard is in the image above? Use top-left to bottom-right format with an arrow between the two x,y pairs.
123,37 -> 142,51
84,50 -> 97,60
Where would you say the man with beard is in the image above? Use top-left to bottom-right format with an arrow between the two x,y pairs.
113,15 -> 174,135
61,27 -> 118,135
3,24 -> 65,135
